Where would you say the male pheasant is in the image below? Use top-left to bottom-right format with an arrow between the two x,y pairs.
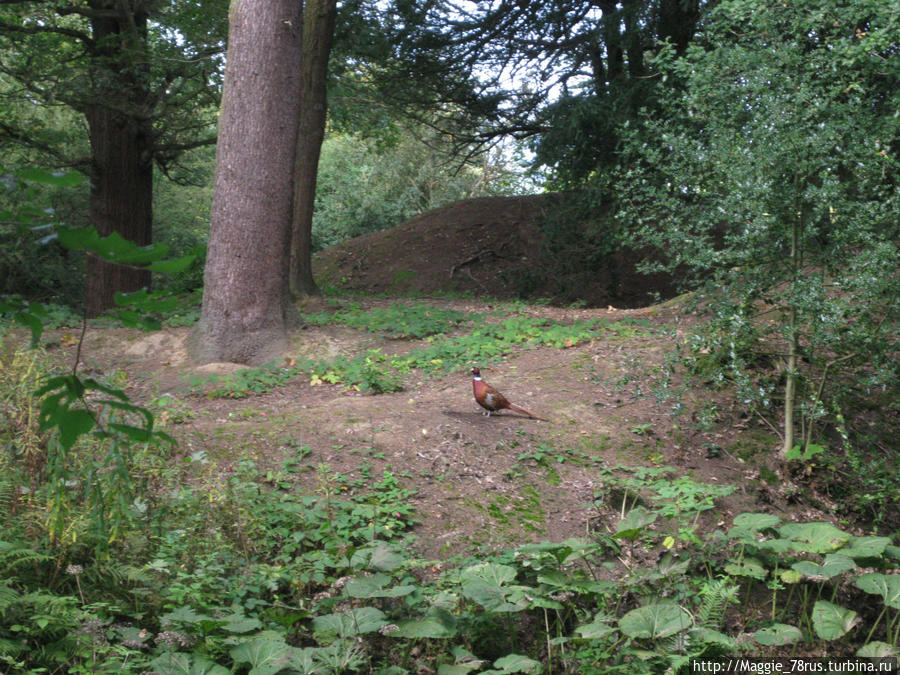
471,367 -> 542,419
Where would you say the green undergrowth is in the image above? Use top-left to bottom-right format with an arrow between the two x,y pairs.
188,302 -> 653,398
3,432 -> 898,673
1,344 -> 898,672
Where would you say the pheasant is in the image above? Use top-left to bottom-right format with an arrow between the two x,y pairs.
471,367 -> 542,419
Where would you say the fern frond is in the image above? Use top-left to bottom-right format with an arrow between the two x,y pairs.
0,541 -> 52,574
695,578 -> 740,630
0,580 -> 20,612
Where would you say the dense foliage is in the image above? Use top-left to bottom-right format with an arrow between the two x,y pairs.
612,0 -> 899,459
312,128 -> 525,251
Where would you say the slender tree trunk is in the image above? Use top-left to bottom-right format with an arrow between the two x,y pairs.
190,0 -> 304,365
782,204 -> 804,456
83,6 -> 153,317
290,0 -> 338,298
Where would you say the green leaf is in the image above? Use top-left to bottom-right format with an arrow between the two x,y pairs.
149,652 -> 230,675
18,168 -> 85,187
438,650 -> 484,675
856,642 -> 898,658
148,653 -> 190,675
392,608 -> 457,639
230,637 -> 292,675
312,607 -> 387,639
458,562 -> 529,611
732,512 -> 781,531
724,557 -> 767,580
459,565 -> 528,613
791,554 -> 855,581
855,573 -> 900,609
460,562 -> 517,586
840,536 -> 891,560
778,522 -> 850,554
349,542 -> 406,571
55,224 -> 177,270
688,627 -> 735,649
613,506 -> 657,540
780,569 -> 803,584
344,573 -> 415,599
222,612 -> 263,634
13,310 -> 44,348
618,602 -> 692,639
161,606 -> 213,626
438,666 -> 481,675
575,613 -> 616,639
753,624 -> 803,646
55,409 -> 96,449
811,601 -> 858,640
490,653 -> 542,673
147,253 -> 199,274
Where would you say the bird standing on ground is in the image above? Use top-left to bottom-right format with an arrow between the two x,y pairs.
471,367 -> 542,419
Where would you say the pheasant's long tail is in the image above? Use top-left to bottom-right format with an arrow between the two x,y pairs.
507,402 -> 545,420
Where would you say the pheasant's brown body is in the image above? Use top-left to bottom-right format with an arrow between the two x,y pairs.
471,367 -> 541,419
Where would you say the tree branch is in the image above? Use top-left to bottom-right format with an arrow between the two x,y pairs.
0,20 -> 93,45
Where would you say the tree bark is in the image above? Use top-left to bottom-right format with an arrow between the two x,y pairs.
83,4 -> 154,317
782,198 -> 804,457
190,0 -> 303,365
289,0 -> 338,298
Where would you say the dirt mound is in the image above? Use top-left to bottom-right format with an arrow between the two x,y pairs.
313,194 -> 676,307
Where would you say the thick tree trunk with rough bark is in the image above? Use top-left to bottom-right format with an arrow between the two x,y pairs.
84,6 -> 154,317
290,0 -> 337,298
84,108 -> 154,317
190,0 -> 304,365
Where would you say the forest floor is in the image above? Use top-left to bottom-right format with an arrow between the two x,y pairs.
23,196 -> 857,561
47,296 -> 821,562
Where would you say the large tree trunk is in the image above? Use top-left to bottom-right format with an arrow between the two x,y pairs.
84,5 -> 154,318
289,0 -> 338,298
190,0 -> 304,365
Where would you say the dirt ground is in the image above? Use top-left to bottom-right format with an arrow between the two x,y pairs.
312,194 -> 678,309
46,296 -> 830,561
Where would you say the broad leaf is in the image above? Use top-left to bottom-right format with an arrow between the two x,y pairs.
490,653 -> 542,673
392,608 -> 457,639
811,601 -> 858,640
733,513 -> 781,531
18,168 -> 85,187
791,554 -> 855,581
230,637 -> 292,675
460,563 -> 528,612
618,603 -> 692,639
724,557 -> 767,580
614,506 -> 657,540
149,652 -> 230,675
147,252 -> 200,275
753,624 -> 803,646
855,573 -> 900,609
438,666 -> 481,675
840,536 -> 891,560
856,642 -> 898,657
778,522 -> 850,554
349,542 -> 406,571
312,607 -> 387,639
344,573 -> 415,599
575,613 -> 616,639
222,612 -> 263,634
